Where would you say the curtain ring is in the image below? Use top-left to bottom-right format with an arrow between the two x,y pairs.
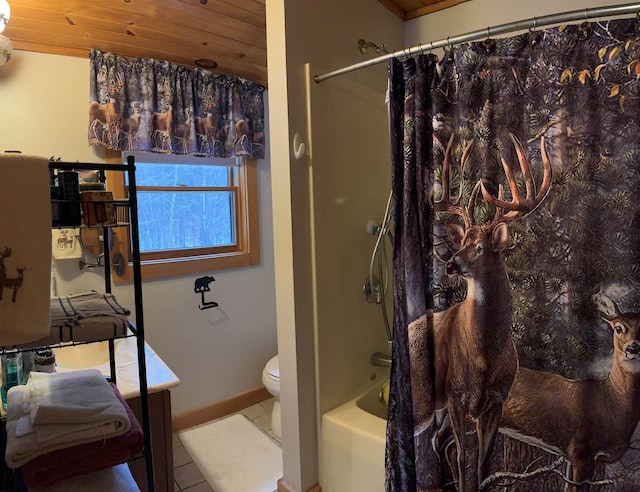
445,36 -> 454,59
484,26 -> 496,53
427,41 -> 438,62
529,16 -> 539,46
579,9 -> 593,38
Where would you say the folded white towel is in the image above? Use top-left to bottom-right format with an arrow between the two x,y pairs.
5,369 -> 131,468
29,369 -> 131,442
0,154 -> 52,346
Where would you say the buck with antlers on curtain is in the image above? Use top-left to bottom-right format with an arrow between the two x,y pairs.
385,18 -> 640,492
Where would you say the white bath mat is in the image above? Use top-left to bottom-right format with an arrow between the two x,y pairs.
178,413 -> 282,492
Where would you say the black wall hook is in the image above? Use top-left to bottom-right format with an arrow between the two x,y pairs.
194,275 -> 219,310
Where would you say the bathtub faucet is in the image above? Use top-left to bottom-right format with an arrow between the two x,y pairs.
371,352 -> 392,367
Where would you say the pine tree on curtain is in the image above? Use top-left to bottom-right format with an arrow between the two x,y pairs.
386,18 -> 640,492
385,54 -> 437,492
88,49 -> 265,159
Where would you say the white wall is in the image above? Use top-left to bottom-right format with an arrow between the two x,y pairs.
266,0 -> 403,490
0,50 -> 278,416
405,0 -> 629,49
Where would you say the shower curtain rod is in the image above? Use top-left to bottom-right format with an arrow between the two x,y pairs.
314,2 -> 640,83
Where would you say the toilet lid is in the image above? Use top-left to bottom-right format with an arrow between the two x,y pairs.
265,355 -> 279,379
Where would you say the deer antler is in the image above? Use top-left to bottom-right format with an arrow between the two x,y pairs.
0,246 -> 11,259
433,134 -> 475,229
480,133 -> 552,224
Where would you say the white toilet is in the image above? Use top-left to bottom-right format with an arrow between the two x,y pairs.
262,355 -> 281,438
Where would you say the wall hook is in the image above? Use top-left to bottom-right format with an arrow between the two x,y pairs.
194,275 -> 219,310
292,132 -> 306,160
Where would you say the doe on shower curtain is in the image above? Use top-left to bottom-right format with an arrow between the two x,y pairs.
386,18 -> 640,492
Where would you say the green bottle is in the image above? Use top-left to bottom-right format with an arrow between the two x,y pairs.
2,352 -> 24,410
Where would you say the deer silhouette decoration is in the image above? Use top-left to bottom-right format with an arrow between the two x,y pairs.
0,246 -> 10,301
409,133 -> 553,491
4,267 -> 25,303
501,304 -> 640,492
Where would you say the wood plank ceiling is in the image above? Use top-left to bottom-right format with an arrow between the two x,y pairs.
3,0 -> 268,86
2,0 -> 469,88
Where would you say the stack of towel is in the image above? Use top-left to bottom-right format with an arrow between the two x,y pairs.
4,369 -> 144,488
49,292 -> 131,342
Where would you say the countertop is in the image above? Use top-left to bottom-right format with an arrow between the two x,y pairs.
54,337 -> 181,400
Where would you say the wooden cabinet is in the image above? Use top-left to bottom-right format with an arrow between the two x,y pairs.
126,390 -> 174,492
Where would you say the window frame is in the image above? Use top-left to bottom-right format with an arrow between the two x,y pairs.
108,155 -> 260,282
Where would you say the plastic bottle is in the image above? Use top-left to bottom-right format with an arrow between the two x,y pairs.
22,350 -> 34,383
34,348 -> 56,373
1,352 -> 24,410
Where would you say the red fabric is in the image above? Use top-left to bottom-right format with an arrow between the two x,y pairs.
21,383 -> 144,487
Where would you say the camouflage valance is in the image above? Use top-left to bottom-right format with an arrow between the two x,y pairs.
88,49 -> 265,159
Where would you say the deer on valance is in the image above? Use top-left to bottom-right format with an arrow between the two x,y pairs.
88,49 -> 265,159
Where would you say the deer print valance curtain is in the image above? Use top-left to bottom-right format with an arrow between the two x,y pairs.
88,49 -> 265,159
386,18 -> 640,492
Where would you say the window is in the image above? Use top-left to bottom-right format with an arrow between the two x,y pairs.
109,153 -> 260,281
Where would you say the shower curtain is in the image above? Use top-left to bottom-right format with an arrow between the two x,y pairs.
386,18 -> 640,492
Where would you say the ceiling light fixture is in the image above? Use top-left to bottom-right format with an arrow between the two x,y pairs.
0,0 -> 11,66
0,33 -> 12,66
0,0 -> 10,33
195,58 -> 217,70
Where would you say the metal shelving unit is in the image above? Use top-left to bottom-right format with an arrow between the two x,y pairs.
0,156 -> 154,491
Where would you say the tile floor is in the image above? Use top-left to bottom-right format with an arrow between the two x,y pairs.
172,398 -> 281,492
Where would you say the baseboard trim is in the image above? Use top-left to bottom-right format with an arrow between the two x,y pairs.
172,386 -> 271,432
277,478 -> 322,492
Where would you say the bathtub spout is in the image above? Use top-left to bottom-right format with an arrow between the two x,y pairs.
371,352 -> 392,367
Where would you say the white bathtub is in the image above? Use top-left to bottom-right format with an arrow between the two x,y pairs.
320,373 -> 389,492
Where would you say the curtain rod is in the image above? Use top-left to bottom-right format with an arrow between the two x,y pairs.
314,2 -> 640,84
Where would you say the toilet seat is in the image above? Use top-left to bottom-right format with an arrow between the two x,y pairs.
264,355 -> 279,380
262,355 -> 281,439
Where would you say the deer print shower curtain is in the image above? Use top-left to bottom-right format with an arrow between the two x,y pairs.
87,49 -> 265,158
385,18 -> 640,492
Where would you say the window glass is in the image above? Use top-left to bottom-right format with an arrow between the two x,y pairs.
134,163 -> 230,187
137,190 -> 235,252
131,161 -> 235,254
